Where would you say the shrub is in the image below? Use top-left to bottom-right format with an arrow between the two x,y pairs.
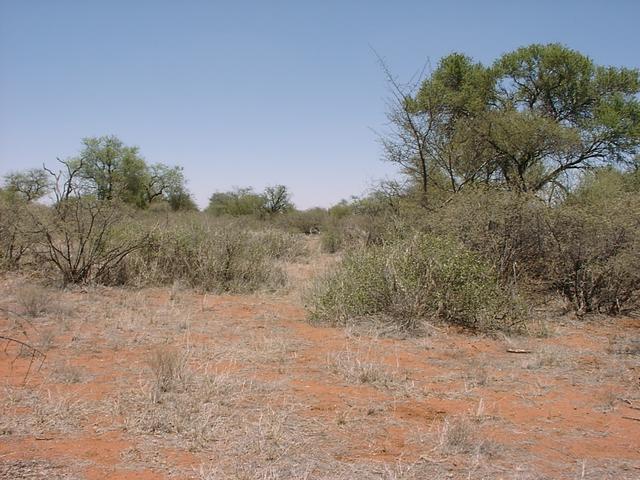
306,232 -> 525,332
147,347 -> 189,402
543,194 -> 640,315
0,195 -> 38,271
428,188 -> 548,284
117,222 -> 287,293
254,228 -> 307,261
320,225 -> 342,253
278,208 -> 328,234
31,197 -> 147,285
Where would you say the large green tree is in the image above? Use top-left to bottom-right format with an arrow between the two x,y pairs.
383,44 -> 640,200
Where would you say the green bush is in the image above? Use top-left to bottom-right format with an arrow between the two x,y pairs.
426,180 -> 640,315
306,232 -> 525,332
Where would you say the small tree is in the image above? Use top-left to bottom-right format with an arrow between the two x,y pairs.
73,136 -> 194,210
262,185 -> 293,215
2,168 -> 51,201
34,158 -> 148,285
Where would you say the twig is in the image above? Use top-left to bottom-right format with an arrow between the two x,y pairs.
622,416 -> 640,422
506,348 -> 532,354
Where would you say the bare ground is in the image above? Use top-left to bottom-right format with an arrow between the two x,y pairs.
1,240 -> 639,479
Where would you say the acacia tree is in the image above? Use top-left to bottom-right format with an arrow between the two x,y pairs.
73,136 -> 195,210
380,53 -> 498,205
263,185 -> 293,214
383,44 -> 640,200
2,168 -> 51,201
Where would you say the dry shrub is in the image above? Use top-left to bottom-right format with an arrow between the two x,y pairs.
16,285 -> 51,317
307,232 -> 526,332
114,222 -> 287,293
437,416 -> 488,455
327,350 -> 403,388
0,195 -> 39,271
430,185 -> 640,315
277,207 -> 328,234
544,197 -> 640,315
147,347 -> 189,400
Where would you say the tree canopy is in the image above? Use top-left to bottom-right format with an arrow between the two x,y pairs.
382,43 -> 640,202
206,185 -> 293,217
72,135 -> 195,210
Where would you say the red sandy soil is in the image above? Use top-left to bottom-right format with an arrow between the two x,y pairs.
1,252 -> 639,479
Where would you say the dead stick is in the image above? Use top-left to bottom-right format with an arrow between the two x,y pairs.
622,416 -> 640,422
506,348 -> 532,354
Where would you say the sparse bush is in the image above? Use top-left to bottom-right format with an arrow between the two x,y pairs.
118,221 -> 287,293
327,350 -> 405,388
307,232 -> 525,332
255,228 -> 307,261
278,208 -> 328,234
437,416 -> 484,455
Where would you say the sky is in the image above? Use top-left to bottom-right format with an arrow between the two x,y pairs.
1,0 -> 639,209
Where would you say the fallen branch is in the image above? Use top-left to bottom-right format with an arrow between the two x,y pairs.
506,348 -> 532,354
622,416 -> 640,422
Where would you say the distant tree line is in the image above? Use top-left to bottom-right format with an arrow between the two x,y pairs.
2,135 -> 197,211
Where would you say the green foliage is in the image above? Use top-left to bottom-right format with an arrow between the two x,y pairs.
320,224 -> 342,253
206,185 -> 294,217
307,233 -> 525,332
385,43 -> 640,198
206,187 -> 266,217
0,194 -> 38,270
545,172 -> 640,314
263,185 -> 293,215
428,181 -> 640,315
72,135 -> 195,210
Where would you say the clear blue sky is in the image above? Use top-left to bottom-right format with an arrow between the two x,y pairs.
1,0 -> 638,209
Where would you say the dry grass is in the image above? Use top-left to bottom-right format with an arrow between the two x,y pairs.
15,284 -> 51,317
1,251 -> 639,479
49,360 -> 84,384
0,386 -> 92,436
327,348 -> 412,391
147,346 -> 189,400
